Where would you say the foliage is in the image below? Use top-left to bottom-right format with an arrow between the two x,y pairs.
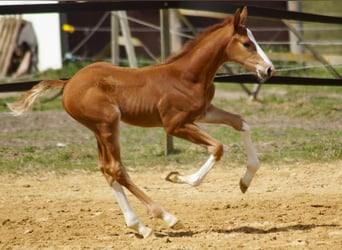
35,61 -> 92,79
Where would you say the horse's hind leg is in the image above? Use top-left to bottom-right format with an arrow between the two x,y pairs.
95,137 -> 152,238
112,181 -> 153,238
95,120 -> 180,238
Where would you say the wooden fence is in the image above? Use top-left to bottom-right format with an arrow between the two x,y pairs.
0,16 -> 22,77
0,0 -> 341,92
0,1 -> 341,155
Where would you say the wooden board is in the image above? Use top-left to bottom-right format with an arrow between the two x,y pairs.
0,16 -> 22,77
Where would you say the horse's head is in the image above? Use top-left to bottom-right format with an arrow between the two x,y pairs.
226,7 -> 275,82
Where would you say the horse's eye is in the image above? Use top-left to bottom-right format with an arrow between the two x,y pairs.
243,42 -> 251,48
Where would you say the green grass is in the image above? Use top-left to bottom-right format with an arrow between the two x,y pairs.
1,64 -> 341,174
0,144 -> 97,174
1,85 -> 341,175
255,127 -> 342,164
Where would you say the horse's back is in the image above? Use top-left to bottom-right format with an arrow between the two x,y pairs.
62,62 -> 164,127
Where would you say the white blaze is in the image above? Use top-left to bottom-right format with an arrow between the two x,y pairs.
247,28 -> 273,67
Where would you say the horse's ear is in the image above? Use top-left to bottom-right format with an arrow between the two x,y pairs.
240,6 -> 248,25
233,8 -> 241,30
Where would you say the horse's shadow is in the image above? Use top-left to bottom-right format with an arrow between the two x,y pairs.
153,223 -> 340,238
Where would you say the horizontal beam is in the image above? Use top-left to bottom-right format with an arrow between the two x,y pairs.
177,1 -> 342,24
1,75 -> 341,93
0,81 -> 37,93
214,74 -> 342,86
0,1 -> 341,24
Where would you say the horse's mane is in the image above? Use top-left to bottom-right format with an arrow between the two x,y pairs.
164,16 -> 233,64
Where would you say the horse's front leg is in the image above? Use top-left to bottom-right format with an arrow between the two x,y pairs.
239,122 -> 260,193
197,104 -> 260,193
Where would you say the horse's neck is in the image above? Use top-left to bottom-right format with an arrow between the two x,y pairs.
174,27 -> 232,85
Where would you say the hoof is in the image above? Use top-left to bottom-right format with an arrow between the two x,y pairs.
141,227 -> 153,238
165,171 -> 182,183
129,223 -> 153,238
171,220 -> 184,230
239,178 -> 249,193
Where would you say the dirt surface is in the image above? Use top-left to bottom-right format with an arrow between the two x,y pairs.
1,161 -> 341,249
1,98 -> 341,249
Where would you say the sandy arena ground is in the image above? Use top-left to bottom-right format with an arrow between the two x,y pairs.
1,161 -> 341,249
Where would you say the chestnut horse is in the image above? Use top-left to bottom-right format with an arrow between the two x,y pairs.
8,7 -> 274,238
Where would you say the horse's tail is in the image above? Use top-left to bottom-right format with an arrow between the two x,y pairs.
7,79 -> 68,116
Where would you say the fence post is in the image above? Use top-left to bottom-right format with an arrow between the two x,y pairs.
111,11 -> 120,65
160,8 -> 174,155
117,11 -> 137,68
287,1 -> 304,55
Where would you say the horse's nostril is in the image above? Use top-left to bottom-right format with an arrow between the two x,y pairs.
267,67 -> 274,77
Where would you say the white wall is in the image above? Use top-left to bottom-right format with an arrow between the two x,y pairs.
0,1 -> 62,71
22,13 -> 62,71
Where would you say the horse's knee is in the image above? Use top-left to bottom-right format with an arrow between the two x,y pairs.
232,114 -> 245,131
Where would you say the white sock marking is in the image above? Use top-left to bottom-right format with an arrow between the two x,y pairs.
179,155 -> 216,186
241,122 -> 260,187
161,209 -> 179,227
111,182 -> 152,238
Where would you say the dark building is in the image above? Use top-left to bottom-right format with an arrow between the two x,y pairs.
60,2 -> 288,63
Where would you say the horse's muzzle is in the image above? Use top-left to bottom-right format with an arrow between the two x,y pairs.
257,65 -> 275,82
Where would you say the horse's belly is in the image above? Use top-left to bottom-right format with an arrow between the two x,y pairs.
121,111 -> 162,127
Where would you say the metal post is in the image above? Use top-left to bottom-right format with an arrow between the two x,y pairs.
111,11 -> 119,65
160,9 -> 174,155
160,9 -> 171,60
170,9 -> 182,53
287,1 -> 304,55
117,11 -> 138,68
